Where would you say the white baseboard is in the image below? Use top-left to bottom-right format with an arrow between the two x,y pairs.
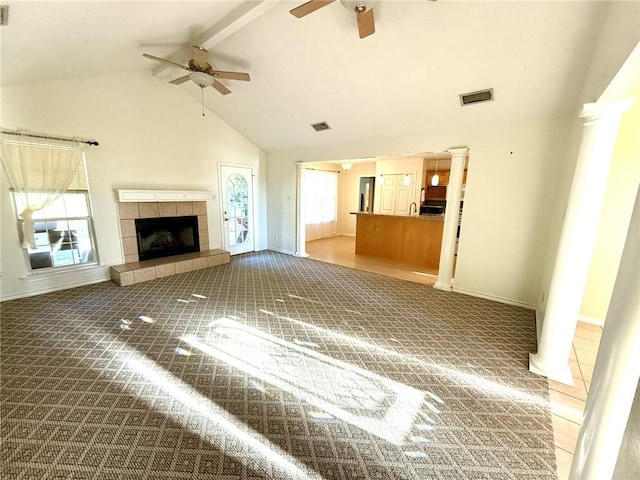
529,352 -> 575,385
578,314 -> 605,327
535,308 -> 542,343
1,274 -> 111,302
267,247 -> 296,256
452,286 -> 536,310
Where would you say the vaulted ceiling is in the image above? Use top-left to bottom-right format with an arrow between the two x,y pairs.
1,1 -> 608,152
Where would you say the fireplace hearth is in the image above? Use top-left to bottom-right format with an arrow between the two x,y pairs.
135,215 -> 200,261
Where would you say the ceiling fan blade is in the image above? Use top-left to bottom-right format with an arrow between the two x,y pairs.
169,75 -> 190,85
212,80 -> 232,95
356,7 -> 375,39
212,70 -> 250,81
290,0 -> 335,18
142,53 -> 189,71
191,46 -> 209,68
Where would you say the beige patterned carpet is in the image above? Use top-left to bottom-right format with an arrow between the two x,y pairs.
1,251 -> 556,479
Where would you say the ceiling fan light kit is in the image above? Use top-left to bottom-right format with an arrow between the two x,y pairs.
142,46 -> 250,96
188,71 -> 214,88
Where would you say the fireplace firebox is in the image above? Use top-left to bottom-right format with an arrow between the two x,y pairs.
135,216 -> 200,261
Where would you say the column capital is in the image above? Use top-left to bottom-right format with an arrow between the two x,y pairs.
447,147 -> 469,159
295,161 -> 307,170
580,99 -> 634,124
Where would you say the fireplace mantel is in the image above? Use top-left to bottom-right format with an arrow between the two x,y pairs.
116,189 -> 210,203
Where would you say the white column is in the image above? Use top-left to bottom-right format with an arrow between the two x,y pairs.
529,100 -> 634,383
295,161 -> 308,258
570,186 -> 640,479
434,147 -> 468,292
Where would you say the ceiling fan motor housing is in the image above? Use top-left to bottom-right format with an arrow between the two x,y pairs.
188,59 -> 213,74
341,0 -> 374,12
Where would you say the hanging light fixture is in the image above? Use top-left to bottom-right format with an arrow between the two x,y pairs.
431,153 -> 440,186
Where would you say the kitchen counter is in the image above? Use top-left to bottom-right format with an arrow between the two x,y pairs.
353,212 -> 443,269
351,212 -> 445,221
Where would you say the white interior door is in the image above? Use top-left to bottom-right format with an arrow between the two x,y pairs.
395,173 -> 415,214
220,164 -> 254,255
378,174 -> 415,215
379,175 -> 397,215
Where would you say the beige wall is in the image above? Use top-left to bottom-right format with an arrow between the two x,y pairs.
1,70 -> 267,300
267,116 -> 574,308
580,51 -> 640,322
535,3 -> 639,326
337,162 -> 376,236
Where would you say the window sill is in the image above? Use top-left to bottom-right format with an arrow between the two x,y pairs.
20,263 -> 104,282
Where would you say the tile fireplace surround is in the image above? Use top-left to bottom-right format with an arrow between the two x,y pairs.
110,200 -> 229,286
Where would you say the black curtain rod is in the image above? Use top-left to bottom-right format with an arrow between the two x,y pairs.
1,129 -> 99,146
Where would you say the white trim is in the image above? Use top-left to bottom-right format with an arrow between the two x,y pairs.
267,247 -> 295,255
528,352 -> 575,385
433,282 -> 453,292
218,163 -> 256,256
452,286 -> 536,310
20,264 -> 104,282
577,314 -> 605,327
1,272 -> 110,302
535,308 -> 542,344
115,189 -> 210,202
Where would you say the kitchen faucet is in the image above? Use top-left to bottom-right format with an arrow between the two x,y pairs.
409,202 -> 417,216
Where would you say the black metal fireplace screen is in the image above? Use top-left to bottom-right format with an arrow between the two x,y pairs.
135,215 -> 199,261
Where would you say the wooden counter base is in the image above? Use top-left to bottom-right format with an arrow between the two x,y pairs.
355,214 -> 443,269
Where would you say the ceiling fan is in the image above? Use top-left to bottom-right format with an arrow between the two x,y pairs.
142,46 -> 250,95
290,0 -> 436,39
290,0 -> 376,39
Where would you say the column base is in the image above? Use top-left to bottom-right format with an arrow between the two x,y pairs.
529,353 -> 574,385
295,251 -> 309,258
433,282 -> 452,292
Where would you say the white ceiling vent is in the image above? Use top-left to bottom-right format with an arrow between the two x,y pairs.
311,121 -> 331,132
0,5 -> 9,26
460,88 -> 493,106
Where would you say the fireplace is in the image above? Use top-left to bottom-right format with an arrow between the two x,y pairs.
135,215 -> 200,261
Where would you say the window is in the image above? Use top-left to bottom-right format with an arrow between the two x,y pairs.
226,174 -> 250,246
12,191 -> 97,270
305,170 -> 338,241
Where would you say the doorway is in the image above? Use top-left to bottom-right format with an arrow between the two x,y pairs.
219,164 -> 255,255
300,157 -> 441,285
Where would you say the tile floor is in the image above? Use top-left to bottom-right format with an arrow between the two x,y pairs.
549,321 -> 602,480
306,235 -> 603,480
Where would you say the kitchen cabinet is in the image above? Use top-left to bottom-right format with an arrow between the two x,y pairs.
423,169 -> 467,188
355,213 -> 443,269
422,169 -> 467,200
426,185 -> 446,200
425,170 -> 450,186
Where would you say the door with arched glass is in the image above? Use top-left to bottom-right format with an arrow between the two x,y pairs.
220,164 -> 254,255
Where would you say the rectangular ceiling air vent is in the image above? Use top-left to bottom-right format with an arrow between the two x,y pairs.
311,121 -> 331,132
0,5 -> 9,26
460,88 -> 493,106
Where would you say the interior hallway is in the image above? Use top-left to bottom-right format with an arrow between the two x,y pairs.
305,235 -> 602,480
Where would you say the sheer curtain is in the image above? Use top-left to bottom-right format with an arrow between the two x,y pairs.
0,133 -> 87,248
305,169 -> 338,241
